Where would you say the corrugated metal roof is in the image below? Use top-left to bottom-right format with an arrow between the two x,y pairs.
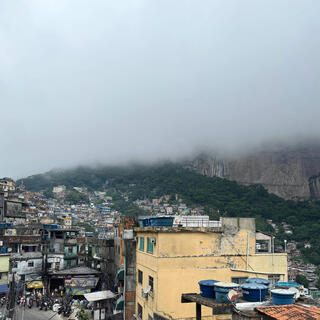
256,304 -> 320,320
84,290 -> 116,302
51,266 -> 101,275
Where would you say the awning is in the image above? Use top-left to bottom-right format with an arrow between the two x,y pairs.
0,284 -> 8,294
116,268 -> 124,281
84,290 -> 116,302
115,296 -> 124,311
26,281 -> 43,289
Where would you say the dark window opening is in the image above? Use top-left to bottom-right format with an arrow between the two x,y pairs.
138,270 -> 143,285
138,304 -> 143,320
149,275 -> 154,292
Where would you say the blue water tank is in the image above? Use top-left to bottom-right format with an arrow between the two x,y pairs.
1,248 -> 7,253
198,280 -> 219,298
246,278 -> 270,287
241,283 -> 268,302
149,217 -> 174,227
271,289 -> 295,305
214,282 -> 239,303
275,281 -> 299,289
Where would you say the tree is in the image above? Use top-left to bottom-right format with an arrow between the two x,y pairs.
78,223 -> 95,233
296,274 -> 309,288
66,190 -> 89,204
43,188 -> 54,199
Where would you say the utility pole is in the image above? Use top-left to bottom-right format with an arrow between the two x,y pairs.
6,258 -> 16,320
42,237 -> 49,296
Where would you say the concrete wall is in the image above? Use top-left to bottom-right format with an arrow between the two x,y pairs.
0,255 -> 9,285
13,258 -> 42,275
47,254 -> 64,271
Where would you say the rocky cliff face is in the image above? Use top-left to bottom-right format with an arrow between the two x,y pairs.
309,175 -> 320,200
187,146 -> 320,200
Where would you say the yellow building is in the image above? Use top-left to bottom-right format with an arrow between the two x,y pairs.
0,254 -> 10,296
134,218 -> 287,320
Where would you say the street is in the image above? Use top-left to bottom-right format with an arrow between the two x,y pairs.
0,305 -> 61,320
15,306 -> 61,320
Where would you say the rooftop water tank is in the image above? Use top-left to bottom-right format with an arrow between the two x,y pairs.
198,280 -> 219,299
138,217 -> 151,227
275,281 -> 300,289
271,289 -> 295,305
149,217 -> 174,227
246,278 -> 270,287
241,283 -> 268,302
214,282 -> 239,303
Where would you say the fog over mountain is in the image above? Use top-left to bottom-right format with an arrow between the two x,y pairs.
1,1 -> 320,177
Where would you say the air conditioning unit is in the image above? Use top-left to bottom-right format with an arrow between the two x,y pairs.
141,285 -> 151,298
141,290 -> 148,298
150,238 -> 156,245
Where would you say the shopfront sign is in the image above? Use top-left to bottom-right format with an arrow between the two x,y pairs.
65,277 -> 98,289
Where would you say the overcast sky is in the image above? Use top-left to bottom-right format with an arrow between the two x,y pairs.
1,0 -> 320,178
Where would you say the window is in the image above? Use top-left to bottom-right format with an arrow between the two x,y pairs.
137,304 -> 143,320
48,263 -> 52,269
28,261 -> 34,268
55,261 -> 60,270
147,238 -> 154,254
138,270 -> 143,285
68,246 -> 73,253
231,277 -> 248,285
13,262 -> 18,269
149,276 -> 154,293
139,237 -> 144,251
0,273 -> 2,280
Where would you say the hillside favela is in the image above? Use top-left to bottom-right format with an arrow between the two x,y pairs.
2,1 -> 320,319
0,157 -> 319,320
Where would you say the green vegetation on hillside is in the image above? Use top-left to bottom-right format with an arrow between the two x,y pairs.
18,163 -> 320,264
66,190 -> 90,204
77,222 -> 95,233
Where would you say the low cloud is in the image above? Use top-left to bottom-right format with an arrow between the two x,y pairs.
1,0 -> 320,177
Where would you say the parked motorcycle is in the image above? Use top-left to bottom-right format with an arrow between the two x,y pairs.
27,296 -> 33,308
39,299 -> 48,311
63,305 -> 71,317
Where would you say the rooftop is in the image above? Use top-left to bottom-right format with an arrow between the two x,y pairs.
11,252 -> 42,259
134,226 -> 223,233
84,290 -> 116,302
49,266 -> 101,275
256,304 -> 320,320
